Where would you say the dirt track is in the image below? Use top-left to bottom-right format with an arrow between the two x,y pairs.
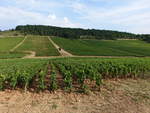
48,37 -> 73,57
22,55 -> 149,59
23,51 -> 36,58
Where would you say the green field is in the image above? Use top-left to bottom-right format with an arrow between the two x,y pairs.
0,37 -> 26,59
52,37 -> 150,56
0,37 -> 23,51
15,36 -> 60,56
0,36 -> 60,59
1,36 -> 150,59
0,31 -> 22,37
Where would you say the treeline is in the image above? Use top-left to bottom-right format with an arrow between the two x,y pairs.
15,25 -> 150,41
139,35 -> 150,43
16,25 -> 139,39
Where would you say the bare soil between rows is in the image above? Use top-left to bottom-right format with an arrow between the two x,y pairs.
0,78 -> 150,113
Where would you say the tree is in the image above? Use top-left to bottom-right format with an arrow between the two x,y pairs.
15,25 -> 141,40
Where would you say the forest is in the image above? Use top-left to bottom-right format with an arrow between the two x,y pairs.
16,25 -> 141,40
140,34 -> 150,42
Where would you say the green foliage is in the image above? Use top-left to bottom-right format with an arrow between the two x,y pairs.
38,63 -> 49,90
0,74 -> 6,90
138,34 -> 150,43
55,63 -> 73,90
50,63 -> 57,91
50,71 -> 57,91
0,59 -> 49,91
64,71 -> 72,90
53,57 -> 150,89
82,84 -> 89,94
96,74 -> 102,86
10,69 -> 20,89
16,25 -> 138,39
0,58 -> 150,92
21,70 -> 31,91
38,70 -> 46,90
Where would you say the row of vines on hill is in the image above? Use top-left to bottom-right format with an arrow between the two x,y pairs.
0,58 -> 150,92
0,61 -> 48,91
52,58 -> 150,92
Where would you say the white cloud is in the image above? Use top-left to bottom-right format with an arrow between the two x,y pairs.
70,2 -> 85,11
64,17 -> 69,23
15,0 -> 37,4
48,14 -> 56,20
69,0 -> 150,34
0,6 -> 82,30
0,0 -> 150,33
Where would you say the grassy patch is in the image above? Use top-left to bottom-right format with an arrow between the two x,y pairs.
52,37 -> 150,56
0,31 -> 22,37
16,36 -> 60,56
0,37 -> 25,58
0,37 -> 24,51
0,52 -> 25,59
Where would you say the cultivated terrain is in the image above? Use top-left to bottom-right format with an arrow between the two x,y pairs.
0,26 -> 150,113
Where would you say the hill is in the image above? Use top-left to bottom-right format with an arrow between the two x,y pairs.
0,36 -> 59,59
15,25 -> 139,40
52,37 -> 150,56
0,30 -> 22,37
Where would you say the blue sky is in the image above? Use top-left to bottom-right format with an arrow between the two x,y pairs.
0,0 -> 150,34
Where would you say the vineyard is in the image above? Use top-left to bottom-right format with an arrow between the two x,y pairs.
1,36 -> 150,59
0,37 -> 25,59
1,3 -> 150,111
0,58 -> 150,92
52,37 -> 150,56
0,36 -> 60,59
15,36 -> 60,56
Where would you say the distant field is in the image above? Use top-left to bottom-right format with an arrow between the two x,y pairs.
52,37 -> 150,56
0,31 -> 22,37
16,36 -> 60,56
0,37 -> 25,58
0,52 -> 25,59
0,37 -> 23,51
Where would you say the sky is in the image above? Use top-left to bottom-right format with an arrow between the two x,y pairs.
0,0 -> 150,34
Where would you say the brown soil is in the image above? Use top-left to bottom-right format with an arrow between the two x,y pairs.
23,51 -> 36,58
0,78 -> 150,113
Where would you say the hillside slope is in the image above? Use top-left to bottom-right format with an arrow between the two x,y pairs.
52,37 -> 150,56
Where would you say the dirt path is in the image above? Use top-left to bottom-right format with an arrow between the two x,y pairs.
22,51 -> 36,58
10,36 -> 27,52
48,37 -> 73,57
21,55 -> 150,59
